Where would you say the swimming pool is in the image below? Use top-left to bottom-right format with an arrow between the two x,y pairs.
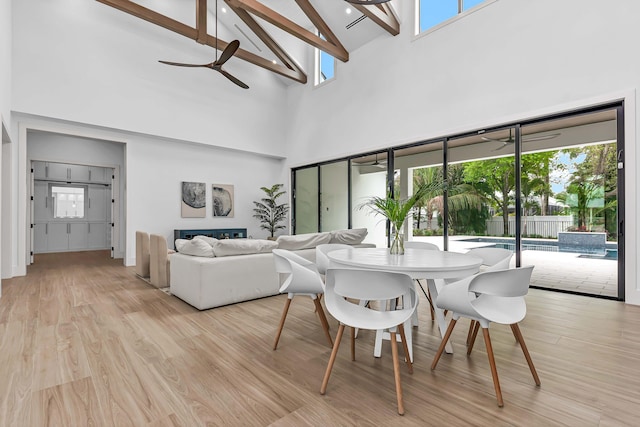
460,237 -> 618,260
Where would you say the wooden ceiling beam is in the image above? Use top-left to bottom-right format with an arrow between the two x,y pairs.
226,4 -> 307,81
226,0 -> 349,63
96,0 -> 306,83
196,0 -> 208,44
354,2 -> 400,36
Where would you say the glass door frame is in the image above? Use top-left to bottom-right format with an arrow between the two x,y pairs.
291,102 -> 625,301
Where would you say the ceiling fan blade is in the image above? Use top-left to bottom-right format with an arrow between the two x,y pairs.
522,133 -> 561,142
481,136 -> 505,143
217,68 -> 249,89
215,40 -> 240,67
158,60 -> 209,68
492,143 -> 510,152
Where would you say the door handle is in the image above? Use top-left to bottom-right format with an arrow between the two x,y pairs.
45,196 -> 48,208
45,223 -> 48,234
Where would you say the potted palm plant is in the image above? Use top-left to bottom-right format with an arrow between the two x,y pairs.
253,184 -> 289,239
362,182 -> 442,254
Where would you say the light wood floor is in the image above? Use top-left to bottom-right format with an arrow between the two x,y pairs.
1,251 -> 639,426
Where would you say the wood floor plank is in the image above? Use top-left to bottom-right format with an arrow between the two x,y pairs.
1,250 -> 640,425
31,377 -> 104,427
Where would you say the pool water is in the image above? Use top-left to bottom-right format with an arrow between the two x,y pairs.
462,238 -> 618,260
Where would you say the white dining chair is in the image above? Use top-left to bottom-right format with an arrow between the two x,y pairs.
316,243 -> 352,277
320,268 -> 418,415
430,266 -> 541,407
404,240 -> 440,322
272,249 -> 333,350
463,247 -> 514,347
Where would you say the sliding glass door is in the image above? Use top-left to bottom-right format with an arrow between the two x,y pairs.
290,104 -> 624,300
351,152 -> 389,247
519,108 -> 621,298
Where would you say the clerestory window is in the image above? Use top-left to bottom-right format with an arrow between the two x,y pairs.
315,33 -> 335,86
417,0 -> 490,34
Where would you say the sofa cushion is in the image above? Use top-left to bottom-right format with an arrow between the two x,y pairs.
175,238 -> 215,257
192,235 -> 218,246
211,239 -> 278,257
329,228 -> 368,245
276,232 -> 331,250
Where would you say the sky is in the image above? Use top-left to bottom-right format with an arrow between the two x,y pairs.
419,0 -> 487,32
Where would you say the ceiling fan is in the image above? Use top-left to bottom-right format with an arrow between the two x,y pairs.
158,0 -> 249,89
344,0 -> 392,4
482,129 -> 560,151
356,153 -> 387,169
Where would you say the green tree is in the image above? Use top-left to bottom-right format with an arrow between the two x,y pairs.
412,164 -> 486,235
463,158 -> 515,236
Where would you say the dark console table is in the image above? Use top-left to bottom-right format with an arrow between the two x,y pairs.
174,228 -> 247,241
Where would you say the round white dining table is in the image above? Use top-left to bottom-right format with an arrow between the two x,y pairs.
328,247 -> 483,355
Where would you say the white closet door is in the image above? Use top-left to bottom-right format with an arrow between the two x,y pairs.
47,223 -> 69,252
87,223 -> 108,249
68,223 -> 88,250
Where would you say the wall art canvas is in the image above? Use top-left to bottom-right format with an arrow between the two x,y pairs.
181,181 -> 206,218
211,184 -> 234,217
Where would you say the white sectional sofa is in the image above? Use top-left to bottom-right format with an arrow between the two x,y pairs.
169,229 -> 373,310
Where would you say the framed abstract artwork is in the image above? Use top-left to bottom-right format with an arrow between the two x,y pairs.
212,184 -> 234,217
181,181 -> 206,218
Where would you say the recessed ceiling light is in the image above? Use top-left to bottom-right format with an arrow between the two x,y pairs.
346,8 -> 352,15
272,59 -> 277,64
221,7 -> 227,13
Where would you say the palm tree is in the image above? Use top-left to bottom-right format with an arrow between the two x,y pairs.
413,165 -> 486,235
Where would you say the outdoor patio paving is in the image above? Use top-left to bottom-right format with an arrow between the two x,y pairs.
415,236 -> 618,298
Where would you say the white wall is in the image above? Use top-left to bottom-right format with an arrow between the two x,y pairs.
0,0 -> 11,291
11,0 -> 289,157
286,0 -> 640,165
125,132 -> 287,265
284,0 -> 639,303
0,0 -> 10,126
12,115 -> 287,272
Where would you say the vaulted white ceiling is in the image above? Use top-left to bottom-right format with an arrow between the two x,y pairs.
99,0 -> 400,86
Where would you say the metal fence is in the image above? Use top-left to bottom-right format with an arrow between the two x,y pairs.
485,216 -> 573,238
415,215 -> 574,238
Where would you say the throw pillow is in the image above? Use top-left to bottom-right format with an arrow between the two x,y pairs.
211,239 -> 278,257
192,235 -> 218,247
329,228 -> 368,245
174,238 -> 215,257
276,232 -> 331,250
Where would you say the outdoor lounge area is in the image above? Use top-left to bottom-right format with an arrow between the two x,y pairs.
2,0 -> 640,425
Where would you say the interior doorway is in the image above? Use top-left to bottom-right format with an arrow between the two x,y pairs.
30,160 -> 114,258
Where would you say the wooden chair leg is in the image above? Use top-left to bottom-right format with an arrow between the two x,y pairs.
273,297 -> 292,350
510,323 -> 541,386
482,328 -> 504,407
398,324 -> 413,374
431,318 -> 457,370
467,321 -> 480,355
320,324 -> 345,395
390,331 -> 405,415
466,320 -> 476,346
313,298 -> 334,348
428,288 -> 435,321
351,326 -> 356,361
